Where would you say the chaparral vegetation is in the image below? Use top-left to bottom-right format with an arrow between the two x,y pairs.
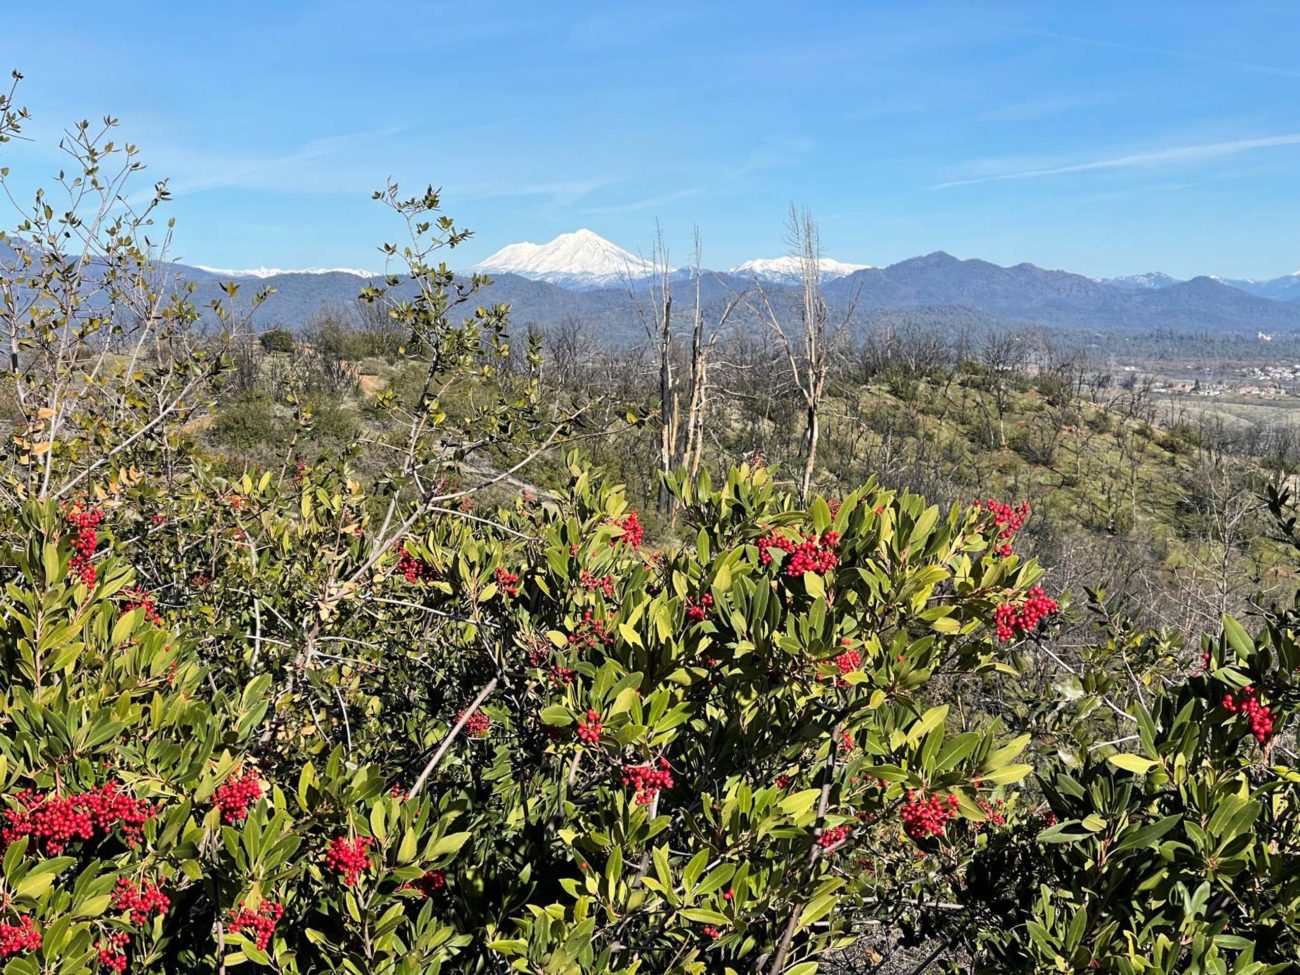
0,76 -> 1297,975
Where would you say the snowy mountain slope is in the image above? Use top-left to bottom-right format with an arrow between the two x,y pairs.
472,229 -> 657,290
194,265 -> 381,279
1102,272 -> 1179,291
1220,272 -> 1300,302
730,256 -> 871,281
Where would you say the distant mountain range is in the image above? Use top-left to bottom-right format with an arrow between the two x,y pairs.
470,229 -> 872,290
8,232 -> 1300,343
1103,269 -> 1300,302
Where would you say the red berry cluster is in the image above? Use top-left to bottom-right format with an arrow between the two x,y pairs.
832,647 -> 861,687
548,664 -> 577,687
975,797 -> 1007,827
120,588 -> 162,626
213,770 -> 263,825
685,593 -> 714,623
576,709 -> 604,744
900,791 -> 959,839
579,570 -> 615,598
974,498 -> 1030,558
228,901 -> 283,951
839,730 -> 855,753
190,573 -> 212,591
1222,686 -> 1274,744
994,586 -> 1058,642
396,545 -> 436,584
459,708 -> 491,738
495,567 -> 520,597
1,782 -> 157,853
622,759 -> 673,805
96,932 -> 130,972
323,835 -> 373,886
757,530 -> 840,577
615,510 -> 643,550
112,877 -> 170,926
569,609 -> 615,653
774,774 -> 792,789
0,916 -> 40,958
817,824 -> 850,850
703,925 -> 721,940
66,502 -> 104,587
408,869 -> 447,899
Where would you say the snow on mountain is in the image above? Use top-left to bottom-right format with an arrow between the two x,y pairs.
730,256 -> 871,281
472,229 -> 656,290
1101,272 -> 1180,291
1219,272 -> 1300,302
194,265 -> 381,279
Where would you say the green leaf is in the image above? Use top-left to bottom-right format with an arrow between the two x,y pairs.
803,571 -> 825,600
978,763 -> 1032,785
540,705 -> 573,727
1106,754 -> 1157,775
679,908 -> 730,925
429,831 -> 471,859
778,789 -> 821,819
1221,615 -> 1254,659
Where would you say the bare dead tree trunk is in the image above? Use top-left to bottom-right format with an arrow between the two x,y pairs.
627,224 -> 677,513
681,230 -> 744,484
751,206 -> 835,504
656,243 -> 675,513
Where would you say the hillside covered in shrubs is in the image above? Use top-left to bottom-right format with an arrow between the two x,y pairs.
0,79 -> 1298,975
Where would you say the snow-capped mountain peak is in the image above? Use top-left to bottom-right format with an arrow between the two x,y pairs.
730,255 -> 871,281
473,229 -> 657,289
194,265 -> 381,279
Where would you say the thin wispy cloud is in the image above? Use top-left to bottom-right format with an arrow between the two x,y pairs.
975,92 -> 1115,122
131,124 -> 411,203
1017,28 -> 1300,81
453,177 -> 617,208
726,135 -> 816,180
580,187 -> 704,215
934,133 -> 1300,188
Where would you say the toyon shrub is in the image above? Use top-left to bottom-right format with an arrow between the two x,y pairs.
10,431 -> 1296,974
0,461 -> 1071,974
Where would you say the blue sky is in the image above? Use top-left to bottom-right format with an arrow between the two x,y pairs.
3,1 -> 1300,278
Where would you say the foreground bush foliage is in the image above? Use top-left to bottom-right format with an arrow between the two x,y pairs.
0,77 -> 1296,974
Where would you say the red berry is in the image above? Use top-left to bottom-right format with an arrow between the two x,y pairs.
229,900 -> 283,951
213,770 -> 263,825
576,710 -> 604,744
323,835 -> 373,886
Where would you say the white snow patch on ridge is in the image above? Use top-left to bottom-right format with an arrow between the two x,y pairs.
195,265 -> 381,279
730,256 -> 871,280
